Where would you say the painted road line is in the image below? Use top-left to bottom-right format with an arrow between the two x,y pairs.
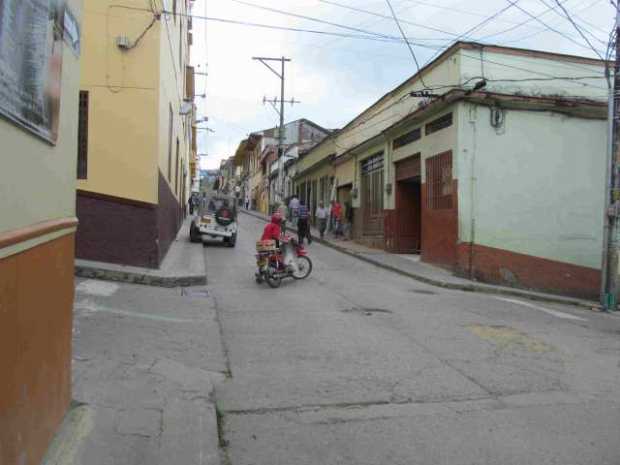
495,297 -> 588,321
75,279 -> 120,297
75,301 -> 198,324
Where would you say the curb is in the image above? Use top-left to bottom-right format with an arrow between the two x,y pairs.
41,401 -> 94,465
75,264 -> 207,288
241,210 -> 600,312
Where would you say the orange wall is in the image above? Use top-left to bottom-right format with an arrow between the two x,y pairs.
0,234 -> 75,465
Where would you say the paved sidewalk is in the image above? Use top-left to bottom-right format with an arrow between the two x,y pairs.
242,209 -> 600,311
75,217 -> 206,287
69,279 -> 227,465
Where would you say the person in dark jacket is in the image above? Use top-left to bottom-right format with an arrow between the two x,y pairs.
297,202 -> 312,245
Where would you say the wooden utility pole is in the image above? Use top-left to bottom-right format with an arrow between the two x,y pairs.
602,4 -> 620,311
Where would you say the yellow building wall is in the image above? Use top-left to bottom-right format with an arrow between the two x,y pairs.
78,0 -> 191,205
157,0 -> 191,203
0,0 -> 83,242
295,137 -> 337,175
78,0 -> 160,204
334,158 -> 354,187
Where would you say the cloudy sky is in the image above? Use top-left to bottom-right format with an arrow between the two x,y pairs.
189,0 -> 614,169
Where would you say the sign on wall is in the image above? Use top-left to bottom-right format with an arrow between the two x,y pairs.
0,0 -> 67,143
63,6 -> 80,57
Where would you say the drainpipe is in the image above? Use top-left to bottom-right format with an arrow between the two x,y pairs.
468,104 -> 478,279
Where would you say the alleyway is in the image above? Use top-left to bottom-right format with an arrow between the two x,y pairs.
210,214 -> 620,465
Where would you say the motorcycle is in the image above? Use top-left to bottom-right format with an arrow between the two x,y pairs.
255,236 -> 313,288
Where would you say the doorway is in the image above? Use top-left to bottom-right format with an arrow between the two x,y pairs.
395,155 -> 422,253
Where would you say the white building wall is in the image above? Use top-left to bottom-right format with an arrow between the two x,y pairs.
457,48 -> 607,102
382,110 -> 458,210
457,102 -> 607,269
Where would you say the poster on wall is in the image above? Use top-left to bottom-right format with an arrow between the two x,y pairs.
0,0 -> 66,144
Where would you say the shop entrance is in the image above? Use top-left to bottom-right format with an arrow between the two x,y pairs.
395,155 -> 422,253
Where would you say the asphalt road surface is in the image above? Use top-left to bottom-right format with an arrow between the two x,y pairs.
206,213 -> 620,465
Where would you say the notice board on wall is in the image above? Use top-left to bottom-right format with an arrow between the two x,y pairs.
0,0 -> 66,144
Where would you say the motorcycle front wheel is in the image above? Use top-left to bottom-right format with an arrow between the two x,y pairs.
292,256 -> 313,280
266,267 -> 282,288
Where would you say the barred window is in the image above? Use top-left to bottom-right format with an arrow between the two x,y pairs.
393,127 -> 421,150
77,91 -> 89,179
425,112 -> 452,135
425,152 -> 453,210
361,152 -> 384,234
360,152 -> 384,174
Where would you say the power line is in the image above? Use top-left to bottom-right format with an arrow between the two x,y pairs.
399,0 -> 535,24
459,51 -> 606,89
479,0 -> 570,40
427,1 -> 521,62
385,0 -> 427,86
228,0 -> 403,43
503,0 -> 606,56
490,0 -> 609,45
538,0 -> 609,43
318,0 -> 465,40
552,0 -> 608,57
154,7 -> 609,89
188,13 -> 443,46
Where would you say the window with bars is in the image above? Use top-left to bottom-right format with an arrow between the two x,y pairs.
77,91 -> 89,179
393,127 -> 421,150
425,112 -> 453,136
361,152 -> 384,234
425,152 -> 453,210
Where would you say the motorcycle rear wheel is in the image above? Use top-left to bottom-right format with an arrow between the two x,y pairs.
292,256 -> 312,280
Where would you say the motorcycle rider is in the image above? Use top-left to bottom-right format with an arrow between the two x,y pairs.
261,213 -> 282,248
259,213 -> 298,274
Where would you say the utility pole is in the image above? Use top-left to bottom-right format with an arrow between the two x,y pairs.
252,56 -> 299,205
602,4 -> 620,311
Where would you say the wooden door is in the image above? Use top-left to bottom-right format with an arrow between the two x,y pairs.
395,155 -> 421,253
396,180 -> 421,253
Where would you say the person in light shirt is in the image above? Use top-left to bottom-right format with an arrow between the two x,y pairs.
315,201 -> 328,240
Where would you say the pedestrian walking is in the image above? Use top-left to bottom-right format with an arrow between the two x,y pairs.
316,201 -> 328,240
344,201 -> 353,239
278,203 -> 288,235
297,201 -> 312,245
288,194 -> 300,229
331,200 -> 343,238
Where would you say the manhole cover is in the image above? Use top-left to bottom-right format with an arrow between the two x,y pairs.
181,288 -> 210,298
342,307 -> 393,315
410,289 -> 437,295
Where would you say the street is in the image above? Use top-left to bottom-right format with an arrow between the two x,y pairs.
5,3 -> 619,464
71,212 -> 620,465
211,213 -> 620,465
